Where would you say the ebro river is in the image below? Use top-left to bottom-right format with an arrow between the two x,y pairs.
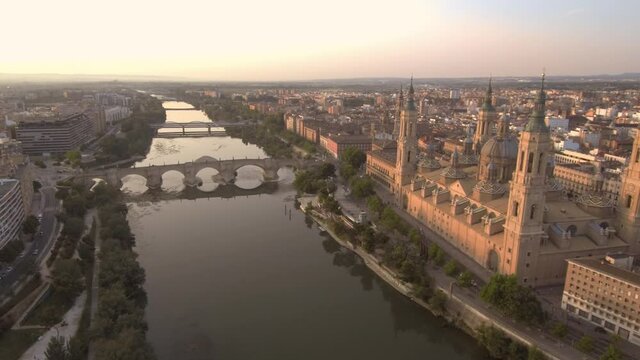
123,101 -> 488,360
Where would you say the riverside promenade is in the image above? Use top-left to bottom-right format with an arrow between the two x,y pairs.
302,194 -> 601,360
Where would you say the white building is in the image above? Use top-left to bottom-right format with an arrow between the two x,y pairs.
0,179 -> 25,249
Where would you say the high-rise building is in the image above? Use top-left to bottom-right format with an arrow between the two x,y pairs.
16,113 -> 94,155
0,179 -> 25,249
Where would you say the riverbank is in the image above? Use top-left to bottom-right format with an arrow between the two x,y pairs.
304,206 -> 572,360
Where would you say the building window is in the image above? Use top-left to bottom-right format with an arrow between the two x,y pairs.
530,204 -> 537,220
627,195 -> 633,208
519,151 -> 524,171
513,201 -> 519,217
527,152 -> 534,173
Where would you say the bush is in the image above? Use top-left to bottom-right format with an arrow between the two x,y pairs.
23,215 -> 40,234
444,260 -> 458,276
429,290 -> 447,315
457,271 -> 473,287
35,160 -> 46,168
575,335 -> 593,354
550,322 -> 567,339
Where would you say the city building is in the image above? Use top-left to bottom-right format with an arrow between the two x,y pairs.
0,179 -> 25,249
320,134 -> 371,159
561,255 -> 640,345
368,76 -> 637,287
16,113 -> 95,155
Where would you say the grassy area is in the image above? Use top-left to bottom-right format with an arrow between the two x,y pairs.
22,291 -> 73,326
0,328 -> 46,360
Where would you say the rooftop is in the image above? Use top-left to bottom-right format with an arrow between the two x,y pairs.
568,257 -> 640,287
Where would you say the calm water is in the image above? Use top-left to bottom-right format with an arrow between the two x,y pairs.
126,102 -> 487,360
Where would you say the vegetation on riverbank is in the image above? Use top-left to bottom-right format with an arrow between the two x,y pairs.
90,183 -> 155,360
97,94 -> 166,163
0,328 -> 46,360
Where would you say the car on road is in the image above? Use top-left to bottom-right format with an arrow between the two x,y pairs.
7,266 -> 14,272
32,249 -> 39,256
18,251 -> 25,258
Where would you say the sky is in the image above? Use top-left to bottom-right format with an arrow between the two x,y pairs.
1,0 -> 638,81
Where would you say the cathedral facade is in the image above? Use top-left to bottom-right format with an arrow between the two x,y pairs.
367,76 -> 640,287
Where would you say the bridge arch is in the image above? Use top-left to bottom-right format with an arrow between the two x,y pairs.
195,167 -> 220,192
161,170 -> 186,192
121,174 -> 149,194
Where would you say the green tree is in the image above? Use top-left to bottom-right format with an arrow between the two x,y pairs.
550,322 -> 567,339
340,162 -> 356,180
599,343 -> 622,360
528,346 -> 546,360
62,216 -> 85,239
349,176 -> 374,198
367,195 -> 384,218
33,180 -> 42,192
476,325 -> 511,359
341,147 -> 366,169
575,335 -> 594,354
457,270 -> 473,287
444,259 -> 458,276
23,215 -> 40,234
44,336 -> 69,360
65,150 -> 81,166
51,259 -> 84,300
429,290 -> 448,315
480,274 -> 545,325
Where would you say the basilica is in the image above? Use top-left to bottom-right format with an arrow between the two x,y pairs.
366,77 -> 640,287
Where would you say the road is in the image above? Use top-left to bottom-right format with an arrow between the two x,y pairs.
0,169 -> 61,298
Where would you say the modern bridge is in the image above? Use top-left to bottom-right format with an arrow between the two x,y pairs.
80,156 -> 306,190
149,121 -> 252,136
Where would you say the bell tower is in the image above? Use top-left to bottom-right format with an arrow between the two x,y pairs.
394,77 -> 418,205
473,77 -> 496,153
617,127 -> 640,252
502,74 -> 551,285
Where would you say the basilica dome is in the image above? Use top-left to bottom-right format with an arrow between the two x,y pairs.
480,136 -> 518,161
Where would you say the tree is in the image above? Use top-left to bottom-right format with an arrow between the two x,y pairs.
367,195 -> 384,218
33,180 -> 42,192
62,216 -> 85,239
23,215 -> 40,234
444,259 -> 458,276
429,290 -> 448,315
51,259 -> 84,300
341,147 -> 366,169
45,336 -> 69,360
340,162 -> 356,180
528,346 -> 547,360
550,322 -> 567,339
350,176 -> 374,198
480,274 -> 545,325
599,343 -> 622,360
65,150 -> 81,166
575,335 -> 594,354
457,271 -> 473,287
476,325 -> 511,359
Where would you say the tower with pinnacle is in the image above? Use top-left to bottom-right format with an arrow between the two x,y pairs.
616,128 -> 640,252
473,78 -> 496,153
394,78 -> 418,206
502,74 -> 551,285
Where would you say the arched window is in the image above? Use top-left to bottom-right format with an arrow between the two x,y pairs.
513,201 -> 519,217
519,151 -> 525,171
627,195 -> 633,208
530,204 -> 536,220
527,152 -> 534,173
407,151 -> 411,162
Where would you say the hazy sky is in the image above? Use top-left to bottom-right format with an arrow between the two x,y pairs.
2,0 -> 638,80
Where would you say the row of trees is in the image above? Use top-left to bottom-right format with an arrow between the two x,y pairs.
91,183 -> 155,360
98,94 -> 166,162
476,325 -> 546,360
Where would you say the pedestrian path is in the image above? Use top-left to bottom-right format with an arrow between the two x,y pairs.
19,291 -> 86,360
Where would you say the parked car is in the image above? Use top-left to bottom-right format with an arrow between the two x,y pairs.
32,249 -> 39,256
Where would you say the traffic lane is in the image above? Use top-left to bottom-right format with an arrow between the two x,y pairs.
0,188 -> 58,293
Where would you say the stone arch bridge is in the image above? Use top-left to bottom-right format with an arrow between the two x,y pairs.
81,156 -> 306,190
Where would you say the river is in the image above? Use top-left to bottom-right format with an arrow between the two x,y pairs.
124,101 -> 488,360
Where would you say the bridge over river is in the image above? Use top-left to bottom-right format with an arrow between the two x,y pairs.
80,156 -> 306,190
149,121 -> 252,137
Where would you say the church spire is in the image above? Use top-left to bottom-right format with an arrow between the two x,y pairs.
524,72 -> 549,133
406,76 -> 416,111
482,76 -> 494,111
